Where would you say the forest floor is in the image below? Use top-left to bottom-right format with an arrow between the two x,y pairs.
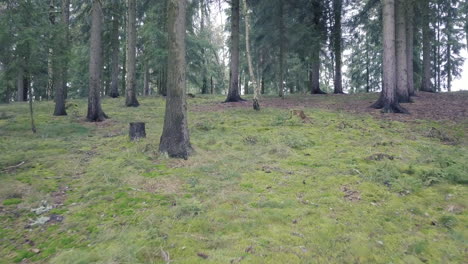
0,92 -> 467,263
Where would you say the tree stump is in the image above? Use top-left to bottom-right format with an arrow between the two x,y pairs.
129,122 -> 146,141
253,99 -> 260,111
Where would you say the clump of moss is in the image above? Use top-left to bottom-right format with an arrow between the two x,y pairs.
3,198 -> 22,206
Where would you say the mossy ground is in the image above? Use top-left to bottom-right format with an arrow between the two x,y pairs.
0,94 -> 467,263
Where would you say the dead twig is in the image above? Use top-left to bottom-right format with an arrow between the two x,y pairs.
2,161 -> 25,172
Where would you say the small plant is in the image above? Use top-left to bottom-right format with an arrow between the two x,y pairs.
3,198 -> 22,206
439,215 -> 458,229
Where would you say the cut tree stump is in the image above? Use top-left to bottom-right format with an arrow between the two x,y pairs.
129,122 -> 146,141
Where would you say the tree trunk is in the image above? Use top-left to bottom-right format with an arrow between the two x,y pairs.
28,74 -> 36,133
159,0 -> 192,159
144,62 -> 150,96
447,42 -> 451,92
211,76 -> 214,94
421,0 -> 433,92
86,0 -> 107,122
310,48 -> 325,94
395,0 -> 409,103
47,0 -> 55,101
333,0 -> 343,94
242,0 -> 259,108
366,36 -> 370,93
278,0 -> 285,98
446,5 -> 452,92
125,0 -> 139,107
225,0 -> 244,102
121,12 -> 127,96
371,0 -> 407,113
436,5 -> 441,93
109,1 -> 120,98
61,0 -> 70,100
17,67 -> 25,102
53,0 -> 69,116
261,74 -> 265,94
129,122 -> 146,141
200,0 -> 208,94
406,0 -> 415,96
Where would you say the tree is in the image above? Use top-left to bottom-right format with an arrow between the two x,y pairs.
53,0 -> 70,116
406,0 -> 415,96
332,0 -> 344,94
61,0 -> 70,100
278,0 -> 285,98
310,0 -> 326,94
125,0 -> 139,107
421,0 -> 433,92
159,0 -> 192,159
47,0 -> 55,101
371,0 -> 407,113
395,0 -> 409,102
225,0 -> 244,102
242,0 -> 260,109
87,0 -> 107,122
109,0 -> 120,98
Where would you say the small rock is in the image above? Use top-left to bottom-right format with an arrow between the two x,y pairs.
291,232 -> 304,238
230,256 -> 245,264
197,252 -> 209,259
31,201 -> 53,215
31,248 -> 40,254
30,216 -> 50,226
377,241 -> 384,246
245,245 -> 254,253
49,214 -> 64,223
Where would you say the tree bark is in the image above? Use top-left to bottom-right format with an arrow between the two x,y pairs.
53,0 -> 69,116
61,0 -> 70,100
310,48 -> 325,94
86,0 -> 107,122
144,61 -> 150,96
278,0 -> 285,98
435,4 -> 441,93
446,4 -> 452,92
129,122 -> 146,141
125,0 -> 139,106
225,0 -> 244,102
332,0 -> 343,94
159,0 -> 192,159
121,12 -> 127,96
47,0 -> 55,101
371,0 -> 407,113
17,67 -> 25,102
200,0 -> 209,94
109,1 -> 120,98
242,0 -> 259,109
395,0 -> 409,103
310,0 -> 326,95
28,73 -> 36,133
210,76 -> 214,94
421,0 -> 433,92
406,0 -> 415,96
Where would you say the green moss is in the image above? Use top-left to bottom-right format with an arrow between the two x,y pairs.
0,95 -> 467,263
2,198 -> 22,206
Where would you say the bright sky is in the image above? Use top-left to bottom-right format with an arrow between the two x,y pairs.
453,49 -> 468,91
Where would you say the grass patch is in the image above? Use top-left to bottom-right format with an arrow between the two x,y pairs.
0,95 -> 466,263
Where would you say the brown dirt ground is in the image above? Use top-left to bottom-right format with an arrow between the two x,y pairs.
191,92 -> 468,122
